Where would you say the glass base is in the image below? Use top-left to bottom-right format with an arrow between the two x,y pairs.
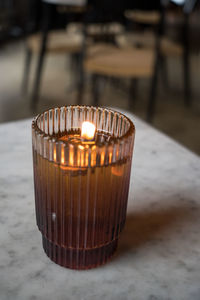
42,236 -> 118,270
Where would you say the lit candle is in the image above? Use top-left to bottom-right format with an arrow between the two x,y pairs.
59,121 -> 95,168
32,106 -> 135,270
81,121 -> 96,141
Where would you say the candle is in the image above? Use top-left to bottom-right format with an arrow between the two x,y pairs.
32,106 -> 135,269
81,121 -> 96,141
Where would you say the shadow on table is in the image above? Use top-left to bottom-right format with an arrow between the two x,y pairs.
115,203 -> 195,258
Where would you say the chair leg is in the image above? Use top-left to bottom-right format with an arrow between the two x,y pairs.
91,74 -> 98,106
31,34 -> 48,109
21,47 -> 32,95
183,13 -> 191,107
70,52 -> 80,90
147,60 -> 159,123
76,54 -> 85,105
183,49 -> 191,106
31,3 -> 51,109
160,56 -> 168,91
129,78 -> 138,110
77,76 -> 84,105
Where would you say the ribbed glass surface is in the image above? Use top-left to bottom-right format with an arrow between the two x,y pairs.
32,106 -> 135,269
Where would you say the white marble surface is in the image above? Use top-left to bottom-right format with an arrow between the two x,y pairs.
0,111 -> 200,300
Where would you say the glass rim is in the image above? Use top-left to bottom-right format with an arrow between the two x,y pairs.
32,105 -> 135,146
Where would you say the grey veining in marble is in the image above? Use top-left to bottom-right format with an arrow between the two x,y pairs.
0,111 -> 200,300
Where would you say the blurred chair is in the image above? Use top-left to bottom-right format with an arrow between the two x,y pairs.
21,26 -> 83,95
83,45 -> 155,118
123,0 -> 198,109
25,0 -> 87,107
125,10 -> 161,26
161,0 -> 198,107
77,0 -> 157,122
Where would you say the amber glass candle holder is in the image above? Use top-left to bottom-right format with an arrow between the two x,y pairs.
32,106 -> 135,269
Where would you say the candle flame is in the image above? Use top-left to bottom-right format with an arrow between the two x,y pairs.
81,122 -> 95,140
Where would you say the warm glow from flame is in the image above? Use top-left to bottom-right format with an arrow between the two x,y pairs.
54,149 -> 57,162
109,152 -> 112,164
91,145 -> 96,167
61,147 -> 65,164
101,152 -> 105,165
77,146 -> 84,167
111,165 -> 124,177
78,145 -> 84,150
69,145 -> 74,166
85,151 -> 88,167
81,122 -> 95,140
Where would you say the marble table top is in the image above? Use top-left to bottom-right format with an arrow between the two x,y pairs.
0,111 -> 200,300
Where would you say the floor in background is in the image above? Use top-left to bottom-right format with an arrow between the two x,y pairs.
0,41 -> 200,155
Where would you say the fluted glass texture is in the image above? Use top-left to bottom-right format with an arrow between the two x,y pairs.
32,106 -> 135,269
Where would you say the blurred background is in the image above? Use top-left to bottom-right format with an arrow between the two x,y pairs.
0,0 -> 200,154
